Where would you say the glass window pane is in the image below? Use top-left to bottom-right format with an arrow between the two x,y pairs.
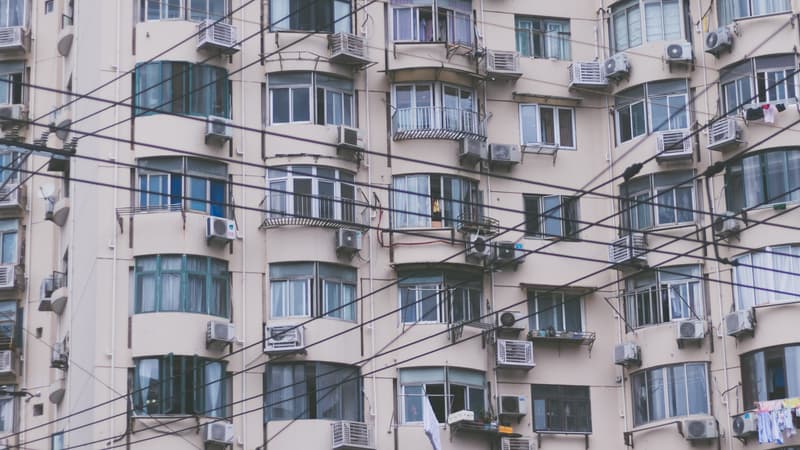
631,101 -> 646,137
686,364 -> 708,414
272,89 -> 290,123
521,105 -> 538,144
667,365 -> 687,417
189,177 -> 208,212
647,369 -> 665,422
558,109 -> 574,147
292,87 -> 310,122
539,107 -> 555,145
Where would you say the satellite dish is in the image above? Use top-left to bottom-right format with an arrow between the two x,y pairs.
55,119 -> 71,141
38,184 -> 56,200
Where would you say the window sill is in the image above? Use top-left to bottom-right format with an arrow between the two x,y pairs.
134,310 -> 230,319
732,10 -> 793,23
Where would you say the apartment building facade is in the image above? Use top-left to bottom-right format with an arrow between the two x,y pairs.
0,0 -> 795,449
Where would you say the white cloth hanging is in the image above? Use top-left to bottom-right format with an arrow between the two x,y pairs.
422,396 -> 442,450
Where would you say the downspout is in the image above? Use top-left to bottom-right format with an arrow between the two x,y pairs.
239,6 -> 248,445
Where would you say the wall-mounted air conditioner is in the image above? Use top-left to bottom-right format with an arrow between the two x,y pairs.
665,42 -> 693,63
708,117 -> 741,150
205,116 -> 233,145
331,421 -> 374,449
264,325 -> 305,354
0,104 -> 25,122
197,20 -> 239,54
714,212 -> 744,239
683,417 -> 718,440
501,437 -> 534,450
656,129 -> 693,160
568,61 -> 607,88
0,27 -> 27,52
489,144 -> 522,167
496,339 -> 534,369
613,342 -> 640,366
459,138 -> 488,166
328,32 -> 370,65
676,319 -> 705,342
604,53 -> 629,80
705,27 -> 733,56
206,217 -> 236,245
608,233 -> 647,265
337,126 -> 364,162
206,320 -> 235,351
0,264 -> 15,290
496,311 -> 526,332
498,395 -> 527,417
485,50 -> 521,79
0,350 -> 15,376
466,234 -> 491,260
732,412 -> 757,438
725,309 -> 754,337
336,228 -> 362,255
203,421 -> 235,447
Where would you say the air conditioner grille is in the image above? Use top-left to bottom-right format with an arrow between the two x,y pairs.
680,321 -> 696,337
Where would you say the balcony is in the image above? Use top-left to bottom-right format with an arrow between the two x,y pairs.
39,272 -> 67,314
0,319 -> 15,350
0,184 -> 24,217
392,107 -> 486,141
261,193 -> 369,230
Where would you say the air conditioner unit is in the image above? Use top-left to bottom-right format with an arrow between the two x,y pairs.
656,130 -> 693,160
683,417 -> 718,440
496,339 -> 534,369
608,233 -> 647,265
714,212 -> 744,239
501,437 -> 534,450
496,311 -> 526,331
197,20 -> 240,54
203,421 -> 234,447
331,421 -> 374,449
336,228 -> 362,254
568,61 -> 607,88
708,117 -> 741,150
705,27 -> 733,56
725,309 -> 754,337
459,138 -> 488,166
498,395 -> 527,416
0,350 -> 14,376
51,342 -> 68,370
489,144 -> 522,167
0,26 -> 27,52
447,410 -> 475,424
732,412 -> 758,438
676,319 -> 705,342
485,50 -> 521,79
264,325 -> 305,354
206,217 -> 236,244
205,116 -> 233,145
0,264 -> 15,289
0,185 -> 20,208
338,126 -> 363,149
0,104 -> 24,122
493,241 -> 524,264
466,234 -> 492,260
206,320 -> 235,351
613,343 -> 640,366
665,42 -> 693,63
604,53 -> 630,80
328,32 -> 370,65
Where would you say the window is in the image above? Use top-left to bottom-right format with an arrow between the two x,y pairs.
134,356 -> 229,417
612,0 -> 682,52
0,62 -> 23,106
268,72 -> 354,126
45,0 -> 54,14
515,16 -> 570,60
523,195 -> 579,239
265,362 -> 361,421
532,385 -> 591,433
269,262 -> 357,321
391,0 -> 471,45
392,83 -> 479,135
741,344 -> 800,410
266,166 -> 356,223
520,104 -> 575,149
0,301 -> 18,350
0,0 -> 23,27
270,0 -> 351,33
139,0 -> 230,22
720,55 -> 798,115
400,367 -> 485,423
137,157 -> 228,217
620,170 -> 695,231
51,432 -> 64,450
733,245 -> 800,310
0,389 -> 13,433
134,255 -> 229,317
527,291 -> 583,332
0,220 -> 16,265
398,271 -> 482,324
134,62 -> 230,118
615,80 -> 689,144
392,174 -> 480,229
624,266 -> 703,329
718,0 -> 791,25
0,149 -> 19,185
631,363 -> 709,426
725,148 -> 800,211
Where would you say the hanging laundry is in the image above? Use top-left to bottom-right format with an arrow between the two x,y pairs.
759,411 -> 772,444
762,104 -> 779,124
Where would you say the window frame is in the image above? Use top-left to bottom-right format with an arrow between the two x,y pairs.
724,148 -> 800,212
269,0 -> 352,33
531,384 -> 591,433
0,386 -> 14,433
133,61 -> 231,118
620,171 -> 696,232
398,271 -> 482,325
732,244 -> 800,310
631,362 -> 710,426
527,290 -> 584,332
390,0 -> 472,45
0,219 -> 18,265
133,255 -> 230,318
523,194 -> 580,239
611,0 -> 683,53
519,104 -> 576,150
137,156 -> 228,217
624,266 -> 704,329
514,15 -> 571,60
740,343 -> 800,410
268,72 -> 355,126
391,173 -> 481,230
139,0 -> 231,22
717,0 -> 791,26
399,367 -> 485,424
269,262 -> 358,321
266,165 -> 357,223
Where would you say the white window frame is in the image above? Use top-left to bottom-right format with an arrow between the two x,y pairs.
612,0 -> 684,52
0,393 -> 12,433
270,278 -> 312,318
140,0 -> 183,21
757,67 -> 798,103
631,363 -> 709,426
519,104 -> 576,149
654,184 -> 694,226
523,194 -> 580,239
614,99 -> 647,145
390,1 -> 471,44
625,266 -> 703,329
0,223 -> 17,265
648,93 -> 689,132
528,291 -> 585,332
514,16 -> 571,60
400,284 -> 442,324
733,245 -> 800,310
722,77 -> 754,116
266,166 -> 356,221
269,84 -> 312,125
399,367 -> 486,424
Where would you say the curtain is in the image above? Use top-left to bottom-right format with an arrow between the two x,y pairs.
270,281 -> 286,317
0,398 -> 10,432
752,251 -> 773,305
186,257 -> 207,313
772,246 -> 799,301
785,346 -> 800,398
137,359 -> 160,414
1,230 -> 14,264
644,2 -> 663,42
734,254 -> 755,309
686,364 -> 708,414
647,369 -> 665,421
613,10 -> 629,52
271,0 -> 291,30
316,363 -> 342,419
663,0 -> 681,40
520,105 -> 538,144
393,7 -> 413,40
266,365 -> 305,420
324,280 -> 341,319
753,0 -> 790,15
742,155 -> 764,208
667,365 -> 687,417
136,257 -> 158,312
205,362 -> 223,417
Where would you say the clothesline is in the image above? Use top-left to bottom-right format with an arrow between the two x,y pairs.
755,397 -> 800,445
757,397 -> 800,412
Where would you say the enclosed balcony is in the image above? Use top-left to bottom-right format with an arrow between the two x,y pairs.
261,193 -> 369,230
392,106 -> 486,141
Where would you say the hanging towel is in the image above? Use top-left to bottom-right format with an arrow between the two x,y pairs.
759,411 -> 771,444
763,104 -> 779,124
423,396 -> 442,450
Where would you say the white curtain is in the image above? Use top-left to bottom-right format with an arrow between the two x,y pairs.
734,254 -> 755,310
205,362 -> 223,417
772,246 -> 799,302
137,359 -> 159,413
271,0 -> 291,30
752,251 -> 773,305
743,156 -> 764,208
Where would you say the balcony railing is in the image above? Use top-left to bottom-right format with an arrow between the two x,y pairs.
392,106 -> 486,141
261,193 -> 369,230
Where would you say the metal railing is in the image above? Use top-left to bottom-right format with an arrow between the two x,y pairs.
392,106 -> 486,141
262,193 -> 369,230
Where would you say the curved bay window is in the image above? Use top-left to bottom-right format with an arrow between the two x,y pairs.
631,363 -> 709,426
137,157 -> 228,217
391,82 -> 483,141
134,255 -> 230,318
264,362 -> 361,421
134,62 -> 230,118
733,245 -> 800,310
391,0 -> 472,45
138,0 -> 230,22
269,262 -> 357,321
725,148 -> 800,212
741,345 -> 800,410
134,355 -> 229,417
611,0 -> 684,53
620,170 -> 695,232
624,266 -> 703,329
398,270 -> 481,324
264,166 -> 363,228
720,55 -> 798,116
399,367 -> 485,423
392,174 -> 480,229
268,72 -> 354,126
